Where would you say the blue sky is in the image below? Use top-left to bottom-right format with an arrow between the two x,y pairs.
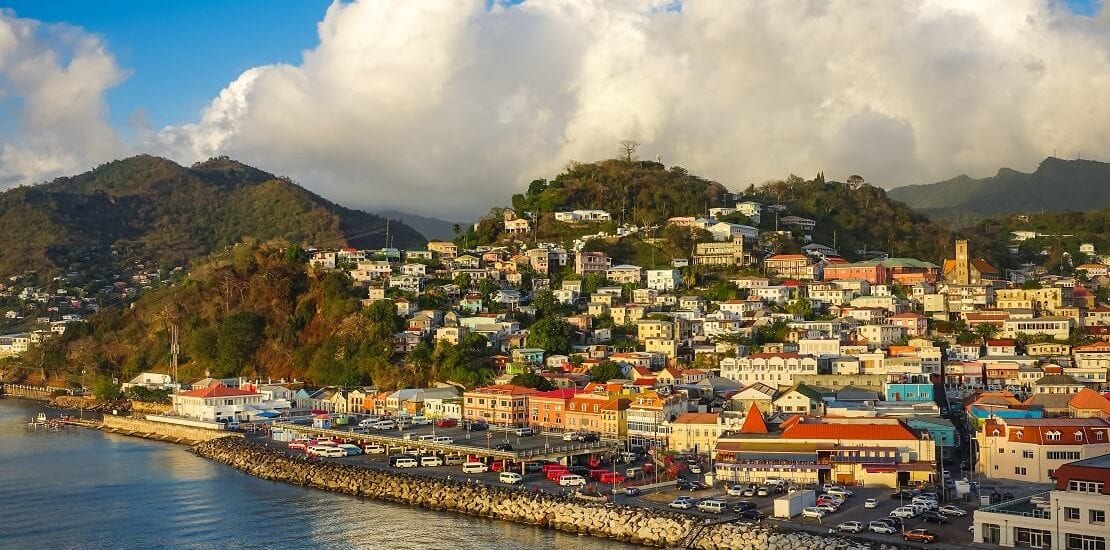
4,0 -> 332,130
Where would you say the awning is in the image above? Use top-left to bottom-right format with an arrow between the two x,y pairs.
255,411 -> 281,418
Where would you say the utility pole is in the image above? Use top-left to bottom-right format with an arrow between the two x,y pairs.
170,323 -> 180,385
385,219 -> 390,249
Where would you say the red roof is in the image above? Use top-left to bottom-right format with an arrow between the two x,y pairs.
1069,388 -> 1110,415
531,388 -> 578,400
986,339 -> 1016,347
782,419 -> 918,440
739,403 -> 769,434
767,254 -> 809,261
179,382 -> 257,399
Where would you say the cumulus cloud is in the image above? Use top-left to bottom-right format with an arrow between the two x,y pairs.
6,1 -> 1110,219
0,10 -> 126,186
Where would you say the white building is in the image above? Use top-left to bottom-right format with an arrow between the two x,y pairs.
719,353 -> 819,387
170,383 -> 286,423
646,269 -> 682,291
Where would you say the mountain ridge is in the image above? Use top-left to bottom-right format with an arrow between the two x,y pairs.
0,155 -> 425,278
888,157 -> 1110,223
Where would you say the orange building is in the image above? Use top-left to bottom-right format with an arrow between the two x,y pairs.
462,385 -> 538,427
528,388 -> 577,432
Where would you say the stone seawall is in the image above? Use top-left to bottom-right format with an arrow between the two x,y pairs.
193,438 -> 901,550
102,415 -> 238,444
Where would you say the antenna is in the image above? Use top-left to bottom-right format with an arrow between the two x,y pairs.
171,323 -> 180,385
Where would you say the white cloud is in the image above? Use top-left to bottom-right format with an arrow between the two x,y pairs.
5,2 -> 1110,219
0,10 -> 126,186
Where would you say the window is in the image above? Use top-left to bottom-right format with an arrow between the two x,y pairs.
1068,481 -> 1105,494
1015,528 -> 1052,549
1015,467 -> 1028,475
1091,510 -> 1105,524
1024,450 -> 1035,459
1075,431 -> 1084,441
1065,507 -> 1081,522
1047,431 -> 1062,441
982,524 -> 1001,544
1066,534 -> 1106,550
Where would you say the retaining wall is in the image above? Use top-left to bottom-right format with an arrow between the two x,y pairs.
102,415 -> 237,443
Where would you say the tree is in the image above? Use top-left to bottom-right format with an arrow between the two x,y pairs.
216,312 -> 265,377
589,360 -> 623,382
618,139 -> 640,162
453,272 -> 472,290
974,323 -> 1000,341
91,375 -> 122,401
510,372 -> 554,391
532,289 -> 560,318
785,297 -> 813,320
527,316 -> 573,355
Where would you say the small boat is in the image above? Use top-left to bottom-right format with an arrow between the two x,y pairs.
27,412 -> 49,427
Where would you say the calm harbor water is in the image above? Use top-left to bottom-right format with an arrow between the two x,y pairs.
0,398 -> 632,550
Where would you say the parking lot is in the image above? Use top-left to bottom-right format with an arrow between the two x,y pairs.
265,421 -> 981,548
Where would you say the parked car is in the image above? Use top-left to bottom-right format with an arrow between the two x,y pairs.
465,420 -> 488,431
670,496 -> 695,510
921,511 -> 948,524
394,457 -> 419,468
697,499 -> 727,514
494,443 -> 514,451
890,506 -> 917,519
815,503 -> 839,514
358,416 -> 382,427
738,509 -> 765,521
371,419 -> 396,430
827,487 -> 854,498
420,456 -> 444,467
879,516 -> 904,530
363,443 -> 385,454
756,487 -> 770,497
513,427 -> 534,437
732,500 -> 757,513
562,431 -> 579,441
726,485 -> 746,496
864,498 -> 878,509
337,443 -> 362,456
462,462 -> 489,474
903,529 -> 938,544
801,507 -> 826,519
435,418 -> 458,428
625,487 -> 641,497
837,521 -> 863,533
688,464 -> 703,474
742,487 -> 756,497
868,521 -> 898,534
938,505 -> 967,517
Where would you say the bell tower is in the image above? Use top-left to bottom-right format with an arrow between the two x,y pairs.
953,239 -> 971,285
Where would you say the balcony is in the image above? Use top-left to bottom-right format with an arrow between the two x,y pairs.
978,491 -> 1053,520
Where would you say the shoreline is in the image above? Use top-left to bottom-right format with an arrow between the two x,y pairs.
192,437 -> 890,550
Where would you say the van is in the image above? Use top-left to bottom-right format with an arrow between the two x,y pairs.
394,458 -> 419,468
433,436 -> 454,444
338,444 -> 362,456
363,443 -> 385,454
416,435 -> 437,442
499,472 -> 523,485
697,499 -> 726,514
323,447 -> 347,458
462,462 -> 489,474
558,474 -> 586,487
625,467 -> 643,478
444,454 -> 466,465
599,472 -> 624,484
307,445 -> 332,456
411,415 -> 430,425
513,427 -> 534,437
358,416 -> 382,427
420,456 -> 443,467
371,420 -> 396,430
395,418 -> 412,429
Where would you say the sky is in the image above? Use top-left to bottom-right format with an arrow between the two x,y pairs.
0,0 -> 1107,220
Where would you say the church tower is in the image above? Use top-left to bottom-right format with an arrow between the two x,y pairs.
953,239 -> 971,285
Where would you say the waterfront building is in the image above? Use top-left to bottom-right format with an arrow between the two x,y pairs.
976,417 -> 1110,483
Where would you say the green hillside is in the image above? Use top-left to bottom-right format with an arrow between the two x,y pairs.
3,242 -> 493,390
889,157 -> 1110,223
0,155 -> 425,277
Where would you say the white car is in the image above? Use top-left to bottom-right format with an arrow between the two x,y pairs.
802,507 -> 826,519
670,496 -> 695,510
827,487 -> 854,498
890,506 -> 917,519
499,472 -> 523,485
868,521 -> 898,534
938,505 -> 967,517
837,521 -> 863,533
363,444 -> 385,454
689,465 -> 703,474
864,498 -> 879,509
726,485 -> 746,496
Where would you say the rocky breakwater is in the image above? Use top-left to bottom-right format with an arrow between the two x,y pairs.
690,522 -> 904,550
193,437 -> 693,547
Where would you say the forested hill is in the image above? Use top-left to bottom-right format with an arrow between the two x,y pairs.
0,155 -> 425,277
888,157 -> 1110,224
15,242 -> 488,389
512,159 -> 730,225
